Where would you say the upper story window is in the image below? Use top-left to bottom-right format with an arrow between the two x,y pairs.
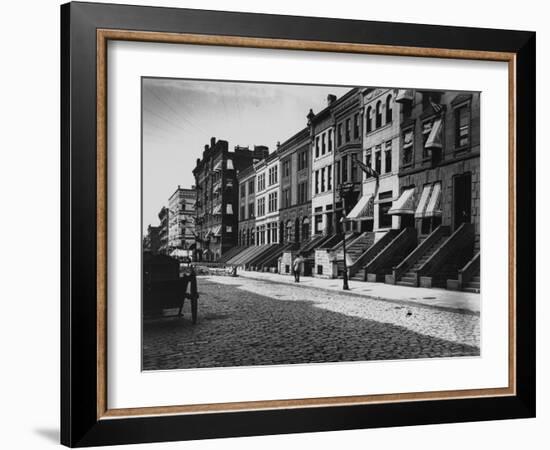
257,173 -> 266,191
337,124 -> 343,146
345,118 -> 351,142
268,192 -> 278,212
282,159 -> 291,178
328,129 -> 333,152
402,128 -> 414,166
240,184 -> 246,198
375,147 -> 382,174
298,150 -> 308,171
455,104 -> 471,148
365,150 -> 372,179
385,141 -> 392,174
375,101 -> 382,128
257,197 -> 265,216
354,113 -> 360,139
321,134 -> 326,155
315,137 -> 320,158
268,165 -> 278,185
342,154 -> 348,182
248,178 -> 255,194
385,95 -> 392,123
366,106 -> 372,133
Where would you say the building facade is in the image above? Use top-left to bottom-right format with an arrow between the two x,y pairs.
346,88 -> 401,236
278,127 -> 312,245
157,206 -> 169,255
391,89 -> 480,245
167,185 -> 196,258
143,225 -> 161,254
254,151 -> 280,245
193,137 -> 268,261
237,165 -> 257,246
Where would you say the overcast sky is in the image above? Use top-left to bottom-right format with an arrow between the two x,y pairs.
142,78 -> 351,231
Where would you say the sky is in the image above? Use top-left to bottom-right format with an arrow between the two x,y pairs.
142,78 -> 351,231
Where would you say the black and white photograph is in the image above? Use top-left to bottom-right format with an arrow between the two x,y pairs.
141,78 -> 481,371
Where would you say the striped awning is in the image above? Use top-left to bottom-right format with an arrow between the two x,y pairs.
213,160 -> 222,172
403,130 -> 414,149
415,183 -> 442,218
395,89 -> 414,103
212,204 -> 222,215
425,117 -> 443,150
212,225 -> 222,237
346,194 -> 374,220
388,188 -> 415,215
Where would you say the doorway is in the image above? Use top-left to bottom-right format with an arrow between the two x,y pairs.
453,173 -> 472,230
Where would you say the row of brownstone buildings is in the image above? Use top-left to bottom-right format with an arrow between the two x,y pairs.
159,86 -> 480,291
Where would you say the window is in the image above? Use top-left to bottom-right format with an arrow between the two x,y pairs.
268,165 -> 278,185
328,129 -> 333,152
385,141 -> 392,174
375,101 -> 382,128
422,120 -> 433,158
240,205 -> 245,219
268,192 -> 278,212
342,155 -> 348,182
366,106 -> 372,133
322,133 -> 326,155
248,178 -> 255,194
335,161 -> 341,186
345,118 -> 351,142
375,148 -> 382,174
337,124 -> 342,146
257,197 -> 265,217
385,94 -> 392,123
240,184 -> 246,198
315,137 -> 320,158
271,222 -> 278,243
315,170 -> 319,194
258,173 -> 265,191
314,214 -> 323,234
321,167 -> 326,192
365,152 -> 372,178
248,202 -> 254,218
282,188 -> 291,208
298,182 -> 308,204
354,113 -> 360,138
403,129 -> 414,165
298,150 -> 308,171
455,104 -> 470,148
327,165 -> 332,191
350,154 -> 358,182
282,159 -> 291,178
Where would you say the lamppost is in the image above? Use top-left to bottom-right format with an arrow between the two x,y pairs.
340,215 -> 350,290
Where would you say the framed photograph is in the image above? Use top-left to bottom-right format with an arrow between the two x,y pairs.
61,2 -> 535,447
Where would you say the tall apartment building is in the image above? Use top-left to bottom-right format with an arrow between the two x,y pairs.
346,88 -> 401,235
278,127 -> 312,244
157,206 -> 169,255
193,137 -> 268,261
167,185 -> 196,257
390,89 -> 480,245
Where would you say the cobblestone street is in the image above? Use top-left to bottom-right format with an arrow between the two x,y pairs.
143,275 -> 480,370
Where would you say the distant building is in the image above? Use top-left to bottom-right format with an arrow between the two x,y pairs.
143,225 -> 161,254
158,206 -> 169,255
278,127 -> 311,244
193,137 -> 268,261
168,185 -> 196,258
254,151 -> 280,245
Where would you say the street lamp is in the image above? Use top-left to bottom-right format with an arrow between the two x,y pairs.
340,215 -> 350,291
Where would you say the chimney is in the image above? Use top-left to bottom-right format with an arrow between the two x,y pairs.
327,94 -> 337,106
210,137 -> 216,148
307,108 -> 315,125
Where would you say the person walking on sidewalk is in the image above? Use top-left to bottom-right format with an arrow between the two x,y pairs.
292,253 -> 305,283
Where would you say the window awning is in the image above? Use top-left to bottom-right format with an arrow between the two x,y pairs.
388,188 -> 415,215
425,117 -> 443,150
213,160 -> 222,172
346,194 -> 374,220
226,203 -> 233,214
415,185 -> 433,218
212,225 -> 222,237
403,130 -> 414,149
226,159 -> 234,170
395,89 -> 414,103
415,183 -> 442,218
212,204 -> 222,215
425,182 -> 442,217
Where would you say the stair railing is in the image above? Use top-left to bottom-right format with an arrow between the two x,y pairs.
348,230 -> 397,277
458,251 -> 480,288
364,227 -> 416,275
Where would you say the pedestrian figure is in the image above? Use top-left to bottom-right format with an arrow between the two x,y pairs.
292,253 -> 304,283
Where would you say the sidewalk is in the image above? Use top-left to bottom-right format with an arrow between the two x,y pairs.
236,270 -> 480,314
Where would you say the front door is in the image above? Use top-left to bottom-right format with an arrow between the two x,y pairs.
453,173 -> 472,229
